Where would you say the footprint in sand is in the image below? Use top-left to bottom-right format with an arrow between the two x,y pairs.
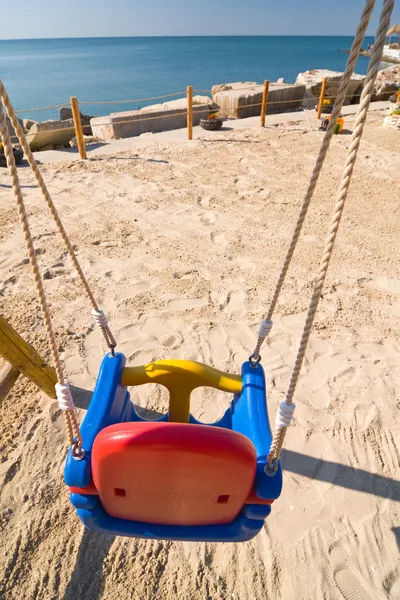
334,568 -> 381,600
200,212 -> 216,225
223,289 -> 247,317
117,323 -> 146,344
168,297 -> 208,311
234,176 -> 268,199
371,172 -> 393,181
225,322 -> 254,352
365,275 -> 400,294
232,256 -> 256,274
207,326 -> 230,362
159,334 -> 181,349
235,177 -> 252,192
197,196 -> 211,208
119,280 -> 158,300
210,232 -> 229,248
302,234 -> 320,243
329,535 -> 387,600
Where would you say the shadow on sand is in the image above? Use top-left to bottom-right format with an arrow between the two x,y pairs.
63,398 -> 399,598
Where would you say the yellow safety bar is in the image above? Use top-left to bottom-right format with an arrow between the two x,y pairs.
121,360 -> 242,423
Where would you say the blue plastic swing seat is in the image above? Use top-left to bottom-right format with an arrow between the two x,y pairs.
64,353 -> 282,542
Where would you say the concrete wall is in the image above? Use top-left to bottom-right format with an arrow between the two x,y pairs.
91,97 -> 214,141
212,82 -> 306,119
296,70 -> 365,105
27,119 -> 91,151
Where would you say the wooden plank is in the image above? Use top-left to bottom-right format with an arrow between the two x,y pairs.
0,364 -> 20,402
187,86 -> 193,140
260,80 -> 270,128
317,77 -> 328,120
0,315 -> 56,398
70,96 -> 87,160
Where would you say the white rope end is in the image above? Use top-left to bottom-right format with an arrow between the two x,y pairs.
92,308 -> 108,329
259,319 -> 273,338
56,383 -> 75,412
275,401 -> 295,429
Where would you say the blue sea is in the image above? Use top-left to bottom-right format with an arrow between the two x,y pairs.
0,36 -> 374,120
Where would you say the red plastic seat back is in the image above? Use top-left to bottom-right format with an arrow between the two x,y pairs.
92,422 -> 257,526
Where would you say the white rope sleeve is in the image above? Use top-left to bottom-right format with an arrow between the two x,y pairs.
275,401 -> 296,429
259,319 -> 273,338
92,308 -> 109,329
56,383 -> 75,411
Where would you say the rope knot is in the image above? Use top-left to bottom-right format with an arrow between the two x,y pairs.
275,401 -> 296,429
56,383 -> 75,412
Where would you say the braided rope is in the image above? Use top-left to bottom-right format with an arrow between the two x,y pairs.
267,0 -> 395,467
0,102 -> 82,449
250,0 -> 377,362
0,80 -> 116,352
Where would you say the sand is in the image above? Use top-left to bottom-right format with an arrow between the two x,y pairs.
0,111 -> 399,600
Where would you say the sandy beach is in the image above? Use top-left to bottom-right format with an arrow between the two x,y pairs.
1,110 -> 399,599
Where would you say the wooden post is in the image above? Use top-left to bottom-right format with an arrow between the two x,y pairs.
397,89 -> 400,103
70,96 -> 87,159
187,86 -> 193,140
260,80 -> 270,127
0,315 -> 57,398
0,365 -> 20,402
317,77 -> 328,120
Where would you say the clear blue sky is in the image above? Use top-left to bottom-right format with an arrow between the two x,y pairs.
2,0 -> 400,39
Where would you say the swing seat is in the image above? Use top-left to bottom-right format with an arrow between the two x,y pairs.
92,422 -> 257,526
64,353 -> 282,542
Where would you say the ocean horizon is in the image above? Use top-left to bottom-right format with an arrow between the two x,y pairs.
0,36 -> 375,120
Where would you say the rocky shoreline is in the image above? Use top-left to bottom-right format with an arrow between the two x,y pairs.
7,66 -> 399,152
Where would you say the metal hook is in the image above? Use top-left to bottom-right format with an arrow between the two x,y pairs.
249,353 -> 262,367
264,457 -> 278,476
71,443 -> 86,461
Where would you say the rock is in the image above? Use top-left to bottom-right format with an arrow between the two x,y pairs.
27,118 -> 91,151
296,69 -> 365,105
211,83 -> 234,95
212,81 -> 305,118
69,135 -> 102,148
302,90 -> 320,109
0,146 -> 24,168
22,119 -> 37,132
38,144 -> 55,151
5,116 -> 25,144
91,97 -> 215,141
276,77 -> 286,84
383,114 -> 400,129
372,65 -> 400,101
193,95 -> 215,107
60,106 -> 94,127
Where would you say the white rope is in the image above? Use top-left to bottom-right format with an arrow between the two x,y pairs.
0,79 -> 117,354
250,0 -> 377,362
267,0 -> 395,469
0,100 -> 82,452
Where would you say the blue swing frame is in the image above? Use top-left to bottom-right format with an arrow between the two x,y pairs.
64,354 -> 282,542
